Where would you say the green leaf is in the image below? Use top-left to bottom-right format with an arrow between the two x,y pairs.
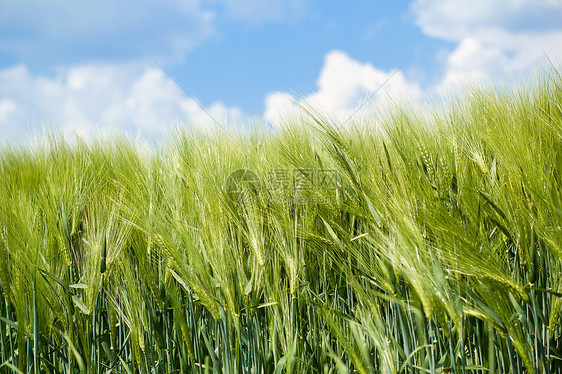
38,268 -> 69,292
72,295 -> 90,315
0,361 -> 24,374
69,283 -> 88,289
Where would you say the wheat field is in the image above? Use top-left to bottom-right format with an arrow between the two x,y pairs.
0,70 -> 561,373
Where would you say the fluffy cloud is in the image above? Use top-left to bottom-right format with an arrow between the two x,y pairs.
412,0 -> 562,41
0,0 -> 310,65
265,50 -> 422,129
264,93 -> 298,128
412,0 -> 562,89
265,2 -> 562,128
442,30 -> 562,87
0,0 -> 216,65
0,99 -> 17,122
0,64 -> 242,144
311,51 -> 421,110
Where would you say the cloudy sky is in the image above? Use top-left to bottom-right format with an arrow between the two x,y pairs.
1,0 -> 561,144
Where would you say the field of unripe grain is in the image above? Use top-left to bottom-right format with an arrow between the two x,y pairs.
0,71 -> 561,373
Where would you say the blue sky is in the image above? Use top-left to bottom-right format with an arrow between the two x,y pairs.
1,0 -> 561,143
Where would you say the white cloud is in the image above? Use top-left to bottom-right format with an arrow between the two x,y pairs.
264,92 -> 301,128
412,0 -> 562,41
441,29 -> 562,88
0,64 -> 243,144
0,99 -> 17,122
0,0 -> 216,64
263,2 -> 562,129
264,50 -> 422,129
311,51 -> 421,111
412,0 -> 562,90
0,0 -> 310,65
